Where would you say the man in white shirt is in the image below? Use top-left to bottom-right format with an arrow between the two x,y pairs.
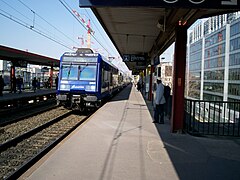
153,79 -> 166,124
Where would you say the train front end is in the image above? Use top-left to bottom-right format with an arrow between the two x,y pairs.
57,51 -> 100,111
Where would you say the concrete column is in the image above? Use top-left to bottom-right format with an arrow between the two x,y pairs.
171,24 -> 187,133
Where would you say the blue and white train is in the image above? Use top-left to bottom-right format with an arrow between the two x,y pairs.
57,48 -> 129,111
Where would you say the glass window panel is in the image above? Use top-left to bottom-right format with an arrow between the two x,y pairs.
79,66 -> 97,81
61,65 -> 79,80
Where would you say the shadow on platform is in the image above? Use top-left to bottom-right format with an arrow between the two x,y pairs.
143,95 -> 240,180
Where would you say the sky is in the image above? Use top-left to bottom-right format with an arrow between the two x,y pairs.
159,43 -> 175,62
0,0 -> 130,72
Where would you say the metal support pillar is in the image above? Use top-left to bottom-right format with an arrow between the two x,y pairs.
10,65 -> 15,92
148,65 -> 154,101
171,24 -> 187,133
142,69 -> 146,94
50,65 -> 53,88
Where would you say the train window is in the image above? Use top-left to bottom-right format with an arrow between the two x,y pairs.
79,66 -> 97,81
61,65 -> 78,80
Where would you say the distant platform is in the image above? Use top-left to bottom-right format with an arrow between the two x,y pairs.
0,89 -> 57,103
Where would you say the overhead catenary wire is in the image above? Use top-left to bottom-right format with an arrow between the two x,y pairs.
1,0 -> 32,23
0,0 -> 80,51
84,9 -> 118,57
0,0 -> 129,72
0,8 -> 73,51
1,0 -> 56,40
17,0 -> 80,46
59,0 -> 114,57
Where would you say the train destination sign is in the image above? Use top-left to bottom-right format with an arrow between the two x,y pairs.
123,54 -> 146,62
80,0 -> 240,9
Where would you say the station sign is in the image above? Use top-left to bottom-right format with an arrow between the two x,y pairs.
12,60 -> 27,68
123,54 -> 146,62
153,56 -> 160,66
80,0 -> 240,9
135,61 -> 146,69
132,69 -> 140,75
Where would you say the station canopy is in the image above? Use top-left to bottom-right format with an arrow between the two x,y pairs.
0,45 -> 59,67
80,0 -> 240,72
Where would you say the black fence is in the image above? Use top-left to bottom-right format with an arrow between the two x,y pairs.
184,99 -> 240,137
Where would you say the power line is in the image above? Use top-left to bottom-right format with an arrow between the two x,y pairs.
1,0 -> 32,22
0,0 -> 55,42
59,0 -> 113,57
84,9 -> 118,57
0,8 -> 73,51
0,0 -> 83,51
16,0 -> 79,46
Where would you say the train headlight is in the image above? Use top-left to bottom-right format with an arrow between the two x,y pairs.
60,84 -> 70,91
85,85 -> 96,91
83,96 -> 97,102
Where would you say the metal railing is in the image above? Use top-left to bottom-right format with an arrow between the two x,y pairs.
184,99 -> 240,136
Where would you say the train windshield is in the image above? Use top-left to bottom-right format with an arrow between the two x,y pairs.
79,65 -> 97,81
61,64 -> 97,81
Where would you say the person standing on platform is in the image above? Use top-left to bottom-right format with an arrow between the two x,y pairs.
164,84 -> 171,118
137,81 -> 141,91
153,79 -> 166,124
0,75 -> 5,96
37,78 -> 41,89
16,75 -> 23,93
32,77 -> 38,92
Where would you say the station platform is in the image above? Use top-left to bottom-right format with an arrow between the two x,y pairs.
20,84 -> 240,180
0,89 -> 56,103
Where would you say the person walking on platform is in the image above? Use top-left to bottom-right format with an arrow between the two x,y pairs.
0,75 -> 5,96
37,78 -> 41,89
16,75 -> 23,93
153,79 -> 166,124
32,77 -> 38,92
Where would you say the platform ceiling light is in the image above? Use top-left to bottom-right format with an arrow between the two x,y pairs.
157,21 -> 165,31
157,11 -> 166,32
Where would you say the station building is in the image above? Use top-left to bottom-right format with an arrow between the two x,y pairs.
0,60 -> 58,90
186,11 -> 240,110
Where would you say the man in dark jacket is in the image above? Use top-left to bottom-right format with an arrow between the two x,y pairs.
32,77 -> 38,92
164,85 -> 171,118
16,75 -> 23,93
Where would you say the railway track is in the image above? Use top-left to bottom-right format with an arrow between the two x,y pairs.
0,99 -> 57,126
0,108 -> 90,179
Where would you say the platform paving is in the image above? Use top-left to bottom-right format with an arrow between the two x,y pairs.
20,84 -> 240,180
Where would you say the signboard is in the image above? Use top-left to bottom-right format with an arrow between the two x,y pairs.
132,69 -> 140,75
135,61 -> 146,69
153,56 -> 160,66
80,0 -> 240,9
123,54 -> 130,62
165,66 -> 172,76
12,60 -> 27,68
123,54 -> 146,62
